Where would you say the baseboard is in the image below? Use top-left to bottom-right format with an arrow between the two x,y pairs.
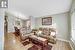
56,38 -> 69,42
71,38 -> 75,45
56,38 -> 75,50
69,38 -> 75,50
69,41 -> 73,50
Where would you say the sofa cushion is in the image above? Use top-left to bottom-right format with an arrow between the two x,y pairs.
42,28 -> 50,36
36,31 -> 42,36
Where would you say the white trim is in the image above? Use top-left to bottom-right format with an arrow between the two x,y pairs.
69,41 -> 73,50
69,38 -> 75,50
71,38 -> 75,45
56,38 -> 69,42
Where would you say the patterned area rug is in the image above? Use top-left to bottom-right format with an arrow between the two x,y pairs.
22,41 -> 30,46
43,45 -> 52,50
28,44 -> 52,50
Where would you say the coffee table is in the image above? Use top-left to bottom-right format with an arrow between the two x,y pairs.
29,35 -> 48,47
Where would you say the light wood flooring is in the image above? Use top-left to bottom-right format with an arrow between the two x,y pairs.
4,33 -> 72,50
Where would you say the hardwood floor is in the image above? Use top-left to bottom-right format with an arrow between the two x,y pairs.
4,33 -> 72,50
49,40 -> 72,50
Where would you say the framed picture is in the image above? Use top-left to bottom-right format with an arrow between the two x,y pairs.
42,17 -> 52,25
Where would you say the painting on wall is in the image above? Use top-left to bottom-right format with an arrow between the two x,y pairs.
42,17 -> 52,25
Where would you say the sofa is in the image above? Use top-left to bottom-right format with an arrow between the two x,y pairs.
19,27 -> 56,44
35,28 -> 56,44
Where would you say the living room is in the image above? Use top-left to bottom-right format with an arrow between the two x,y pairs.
0,0 -> 75,50
4,11 -> 71,50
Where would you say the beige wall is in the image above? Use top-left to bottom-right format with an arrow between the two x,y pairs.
35,12 -> 69,40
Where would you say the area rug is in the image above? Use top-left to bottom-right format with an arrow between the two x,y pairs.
43,45 -> 52,50
28,44 -> 52,50
28,45 -> 38,50
22,41 -> 30,46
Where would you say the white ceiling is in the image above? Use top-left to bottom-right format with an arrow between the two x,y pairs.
8,0 -> 72,17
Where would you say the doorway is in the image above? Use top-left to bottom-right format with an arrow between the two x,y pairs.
4,15 -> 8,36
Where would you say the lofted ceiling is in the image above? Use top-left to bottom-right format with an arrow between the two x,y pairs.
8,0 -> 72,17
